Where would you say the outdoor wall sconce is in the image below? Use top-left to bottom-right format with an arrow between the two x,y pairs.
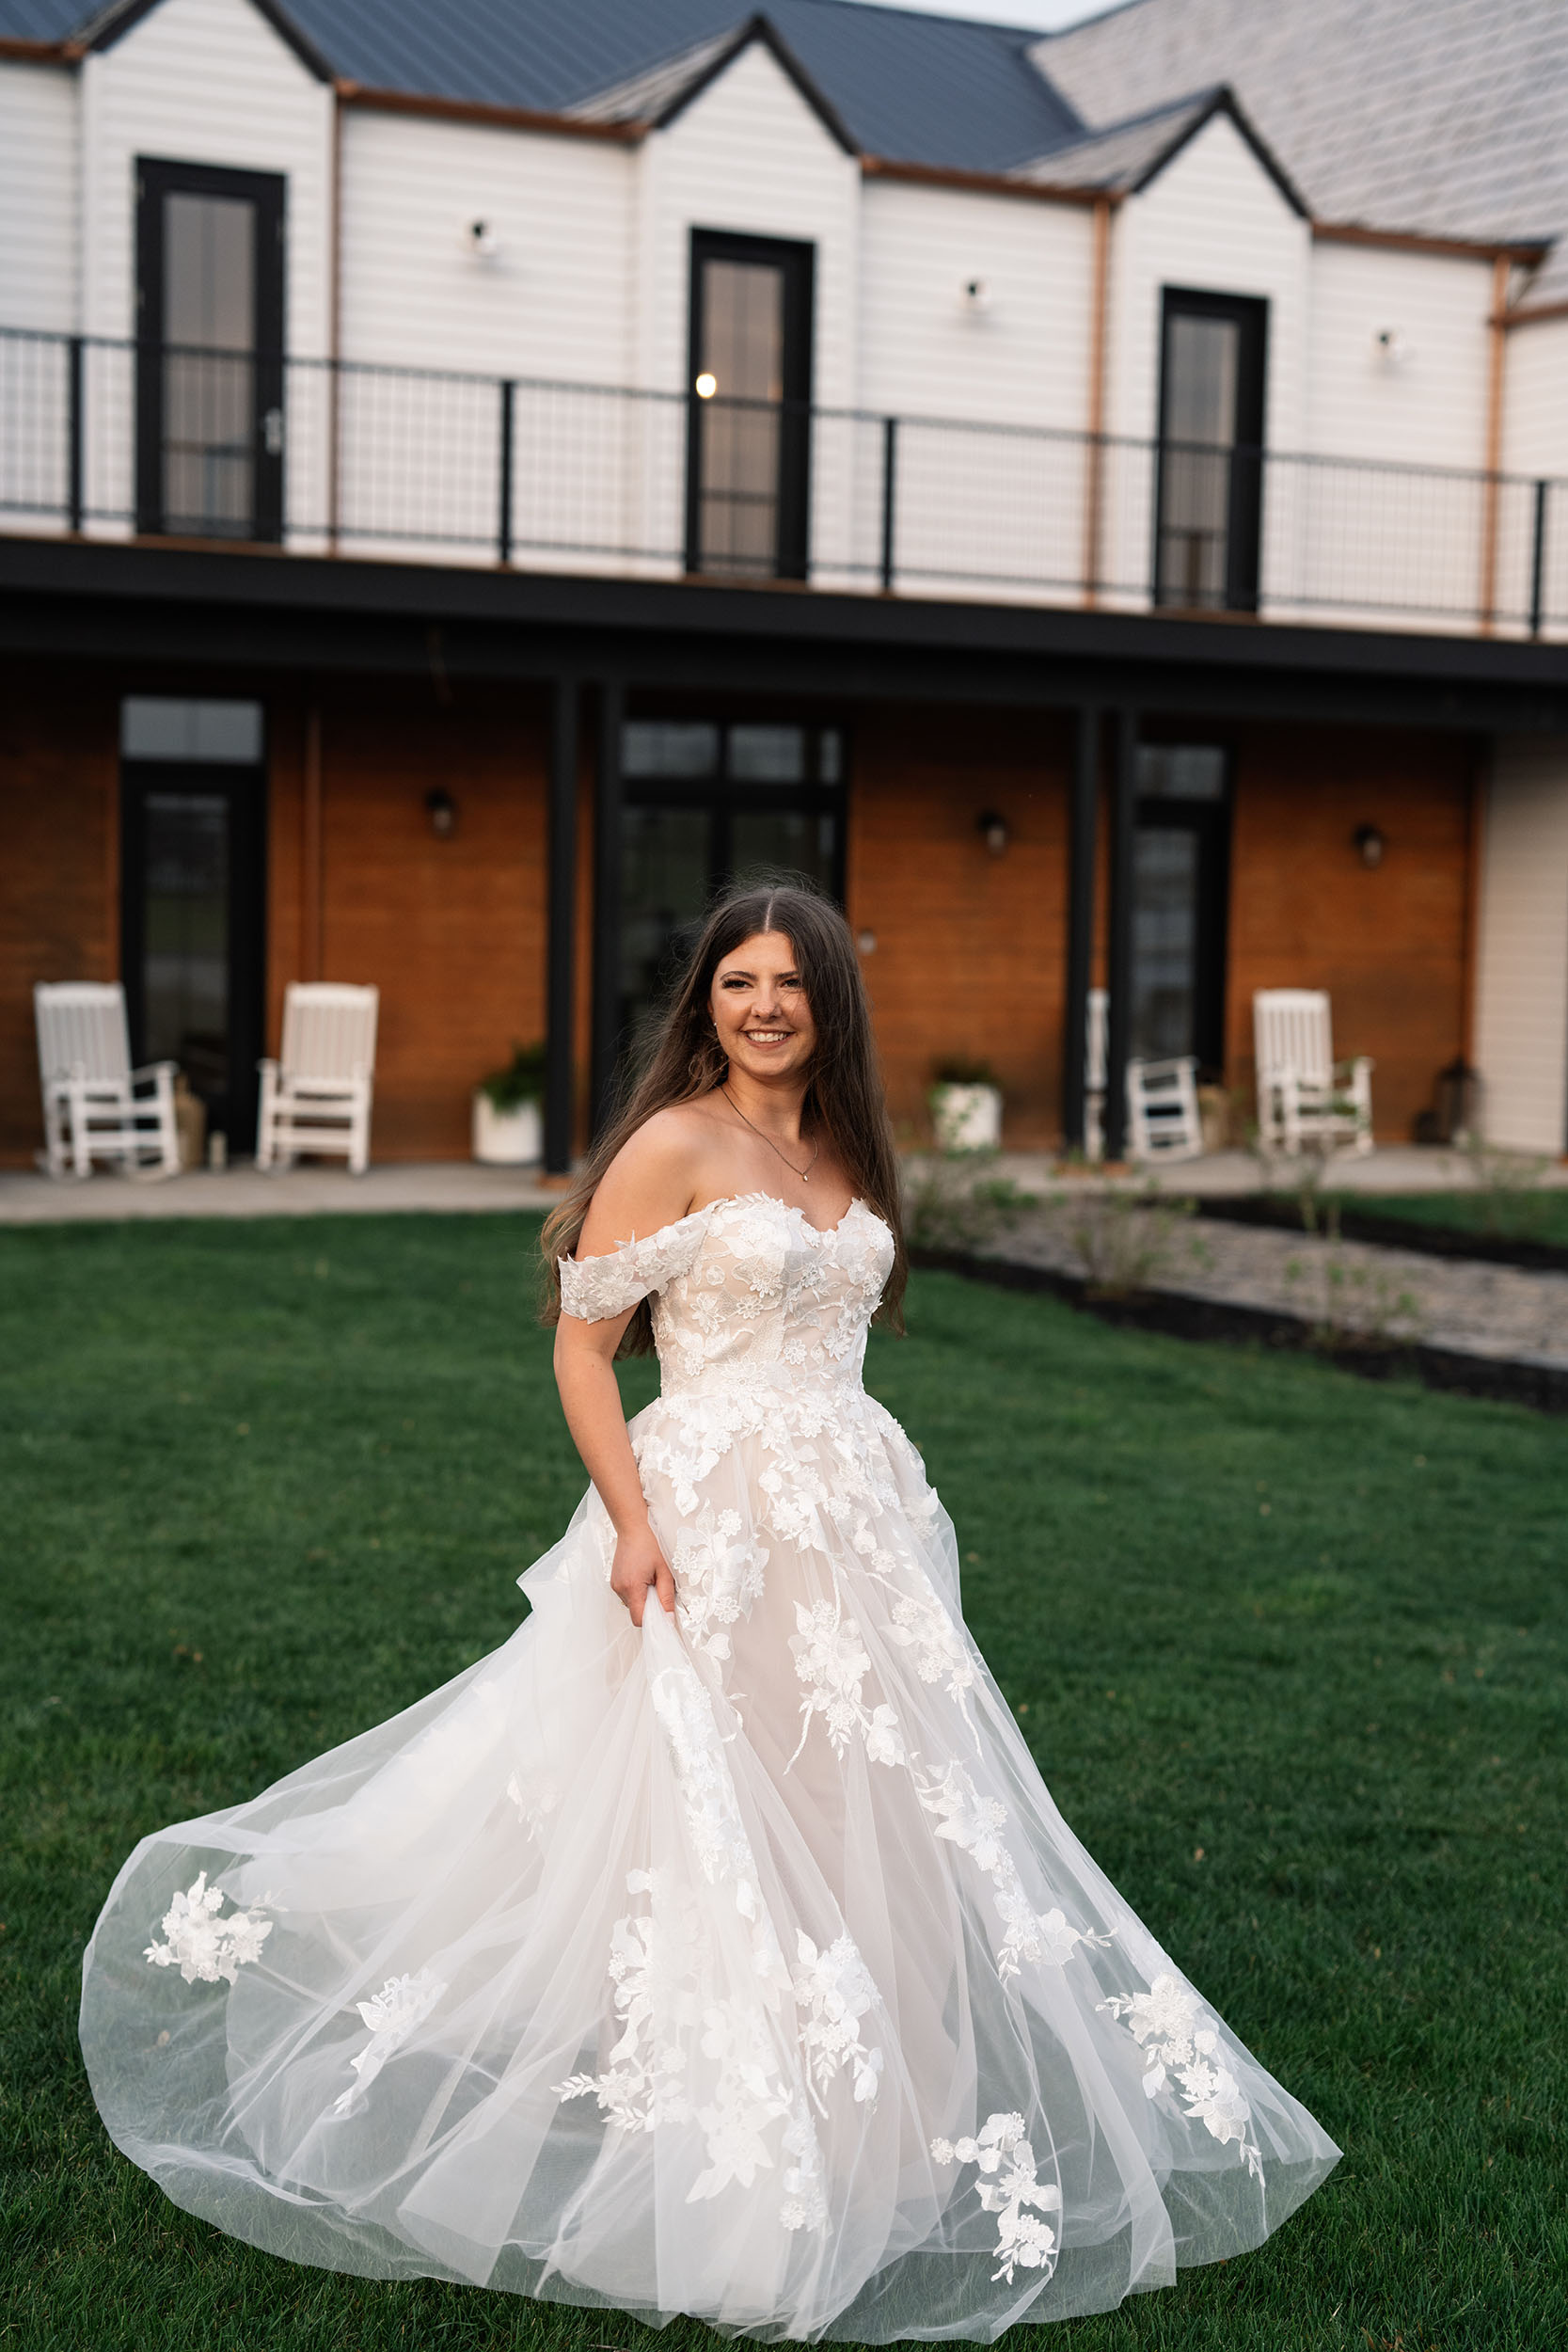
694,372 -> 718,400
425,787 -> 458,839
960,277 -> 992,314
976,809 -> 1008,855
1354,821 -> 1386,869
465,217 -> 501,261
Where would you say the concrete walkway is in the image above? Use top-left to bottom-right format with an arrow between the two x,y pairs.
0,1160 -> 562,1223
4,1142 -> 1562,1226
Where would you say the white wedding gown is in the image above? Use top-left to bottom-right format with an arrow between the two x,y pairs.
81,1193 -> 1338,2339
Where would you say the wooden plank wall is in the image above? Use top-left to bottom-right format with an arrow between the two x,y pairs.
0,667 -> 1473,1168
847,705 -> 1074,1147
1224,721 -> 1472,1143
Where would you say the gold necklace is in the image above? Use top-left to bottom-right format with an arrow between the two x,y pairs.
721,1085 -> 819,1184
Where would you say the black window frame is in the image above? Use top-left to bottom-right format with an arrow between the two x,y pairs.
685,229 -> 816,582
1132,739 -> 1234,1076
1153,287 -> 1269,614
135,155 -> 288,543
119,752 -> 269,1154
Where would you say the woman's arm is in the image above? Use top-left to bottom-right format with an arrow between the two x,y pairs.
552,1113 -> 703,1627
553,1311 -> 673,1626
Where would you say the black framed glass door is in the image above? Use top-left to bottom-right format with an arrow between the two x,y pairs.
616,719 -> 844,1067
1154,290 -> 1267,612
120,700 -> 267,1153
1131,744 -> 1232,1075
135,158 -> 286,541
686,231 -> 814,580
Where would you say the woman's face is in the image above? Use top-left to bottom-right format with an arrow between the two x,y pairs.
710,930 -> 816,1088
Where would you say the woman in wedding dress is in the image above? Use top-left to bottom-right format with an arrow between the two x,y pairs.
81,881 -> 1338,2339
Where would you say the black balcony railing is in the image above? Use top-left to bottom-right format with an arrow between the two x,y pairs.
3,324 -> 1565,637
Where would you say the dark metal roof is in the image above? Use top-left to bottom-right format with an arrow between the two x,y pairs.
1,0 -> 1084,174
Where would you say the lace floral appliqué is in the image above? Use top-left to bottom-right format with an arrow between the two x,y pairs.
788,1597 -> 904,1768
1099,1973 -> 1264,2177
916,1763 -> 1108,1980
144,1871 -> 272,1985
930,2112 -> 1063,2284
332,1967 -> 446,2115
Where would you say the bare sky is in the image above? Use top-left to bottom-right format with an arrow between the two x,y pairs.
847,0 -> 1115,31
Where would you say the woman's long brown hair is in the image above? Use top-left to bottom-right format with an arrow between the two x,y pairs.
540,878 -> 906,1356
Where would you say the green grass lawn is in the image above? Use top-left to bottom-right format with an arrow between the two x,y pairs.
2,1214 -> 1563,2352
1325,1188 -> 1568,1248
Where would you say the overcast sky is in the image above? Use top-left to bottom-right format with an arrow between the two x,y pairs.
849,0 -> 1115,31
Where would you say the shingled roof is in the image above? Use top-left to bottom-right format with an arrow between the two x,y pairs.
1037,0 -> 1568,253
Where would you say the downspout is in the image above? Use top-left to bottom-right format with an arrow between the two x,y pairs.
1478,250 -> 1511,633
1081,194 -> 1112,608
328,82 -> 345,550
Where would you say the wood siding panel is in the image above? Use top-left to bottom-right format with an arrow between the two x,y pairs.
339,111 -> 635,381
1308,241 -> 1493,469
640,42 -> 861,581
1102,113 -> 1309,610
847,706 -> 1070,1145
311,687 -> 548,1160
1225,724 -> 1472,1142
0,59 -> 77,333
0,663 -> 119,1166
1472,736 -> 1568,1152
80,0 -> 332,358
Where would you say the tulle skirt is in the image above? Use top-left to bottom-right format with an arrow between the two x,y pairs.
80,1377 -> 1338,2338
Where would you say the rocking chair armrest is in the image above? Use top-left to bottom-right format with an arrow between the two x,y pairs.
130,1059 -> 178,1089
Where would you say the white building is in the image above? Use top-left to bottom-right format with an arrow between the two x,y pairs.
1,0 -> 1565,1165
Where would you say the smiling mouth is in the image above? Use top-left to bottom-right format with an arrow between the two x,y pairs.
743,1028 -> 793,1044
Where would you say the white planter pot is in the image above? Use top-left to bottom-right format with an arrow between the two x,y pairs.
929,1081 -> 1003,1152
472,1092 -> 543,1165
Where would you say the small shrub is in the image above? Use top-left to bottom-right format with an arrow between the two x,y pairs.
905,1152 -> 1032,1255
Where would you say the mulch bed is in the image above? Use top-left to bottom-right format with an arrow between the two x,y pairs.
911,1245 -> 1568,1417
1192,1190 -> 1568,1275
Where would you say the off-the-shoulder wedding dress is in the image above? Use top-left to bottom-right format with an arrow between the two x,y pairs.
81,1193 -> 1338,2339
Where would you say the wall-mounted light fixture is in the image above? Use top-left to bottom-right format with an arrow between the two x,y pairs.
976,809 -> 1008,856
694,372 -> 718,400
426,786 -> 458,839
960,276 -> 991,315
465,217 -> 502,261
1372,326 -> 1410,368
1354,821 -> 1386,869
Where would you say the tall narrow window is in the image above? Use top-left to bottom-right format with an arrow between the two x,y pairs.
1155,291 -> 1267,612
136,160 -> 285,541
1131,744 -> 1231,1074
120,698 -> 267,1154
687,232 -> 813,580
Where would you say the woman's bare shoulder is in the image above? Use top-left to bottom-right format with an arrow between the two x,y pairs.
577,1102 -> 724,1254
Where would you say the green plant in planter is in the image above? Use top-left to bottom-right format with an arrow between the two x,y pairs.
479,1041 -> 546,1113
930,1057 -> 997,1089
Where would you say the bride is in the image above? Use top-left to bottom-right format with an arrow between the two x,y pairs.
81,881 -> 1338,2339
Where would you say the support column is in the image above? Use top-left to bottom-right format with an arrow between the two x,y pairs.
544,675 -> 578,1174
1061,706 -> 1099,1151
589,679 -> 624,1138
1102,707 -> 1138,1164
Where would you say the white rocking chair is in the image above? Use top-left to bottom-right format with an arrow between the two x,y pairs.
1254,989 -> 1373,1156
257,983 -> 379,1175
1126,1056 -> 1204,1162
34,982 -> 181,1180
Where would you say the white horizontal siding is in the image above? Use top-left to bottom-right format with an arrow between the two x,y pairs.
339,113 -> 635,381
1307,242 -> 1493,469
336,112 -> 637,565
80,0 -> 332,357
1501,317 -> 1568,639
858,180 -> 1094,597
640,41 -> 861,580
1101,112 -> 1309,612
0,59 -> 78,332
1472,737 -> 1568,1152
